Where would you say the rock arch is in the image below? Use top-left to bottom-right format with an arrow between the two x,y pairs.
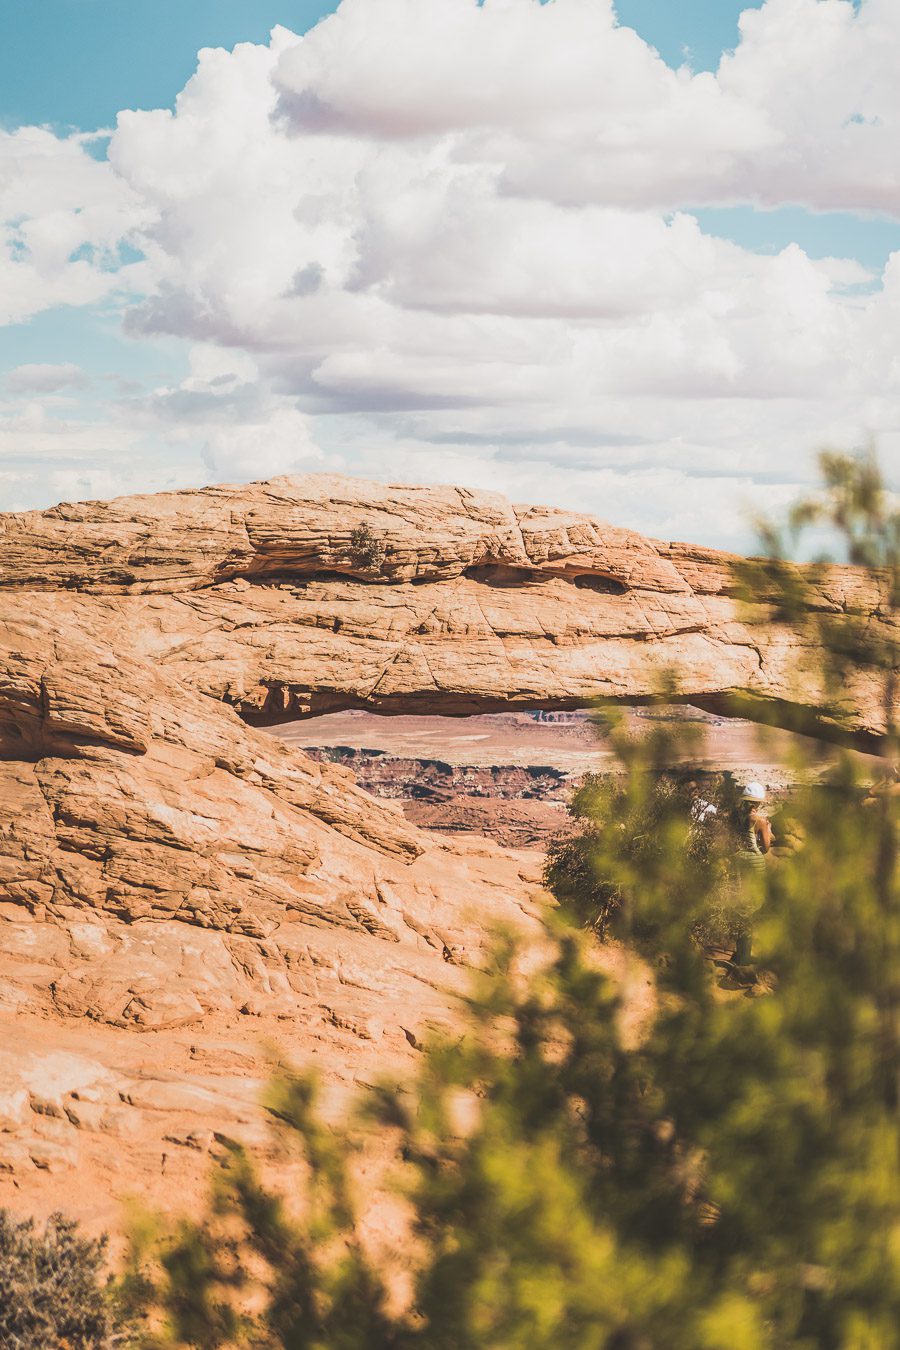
0,474 -> 894,1011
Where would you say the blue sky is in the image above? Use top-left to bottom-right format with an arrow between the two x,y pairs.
615,0 -> 764,69
0,0 -> 897,545
0,2 -> 336,130
3,1 -> 893,270
3,1 -> 772,126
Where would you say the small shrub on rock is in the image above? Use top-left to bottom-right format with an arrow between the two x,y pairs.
347,522 -> 387,572
0,1210 -> 113,1349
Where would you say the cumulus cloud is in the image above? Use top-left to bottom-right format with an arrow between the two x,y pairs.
129,344 -> 324,480
3,0 -> 900,542
274,0 -> 900,213
0,343 -> 321,514
6,363 -> 91,394
0,127 -> 148,325
201,406 -> 322,479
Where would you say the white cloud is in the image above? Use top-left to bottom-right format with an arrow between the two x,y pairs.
129,344 -> 324,480
0,342 -> 322,513
0,398 -> 123,455
2,0 -> 900,542
6,362 -> 91,394
717,0 -> 900,214
273,0 -> 900,214
202,406 -> 322,479
0,127 -> 148,325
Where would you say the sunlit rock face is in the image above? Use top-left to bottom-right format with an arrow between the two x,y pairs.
0,470 -> 894,987
2,471 -> 893,734
0,473 -> 894,1230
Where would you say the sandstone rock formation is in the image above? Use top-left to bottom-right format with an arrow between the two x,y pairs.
3,473 -> 893,740
0,474 -> 895,1233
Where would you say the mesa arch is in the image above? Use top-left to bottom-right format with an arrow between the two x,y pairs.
2,473 -> 895,745
1,473 -> 895,938
1,468 -> 895,979
0,473 -> 896,1228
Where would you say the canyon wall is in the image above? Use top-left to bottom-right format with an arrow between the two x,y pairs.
0,474 -> 895,1230
2,473 -> 895,741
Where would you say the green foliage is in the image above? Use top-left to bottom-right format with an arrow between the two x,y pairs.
128,767 -> 899,1348
126,769 -> 900,1347
125,452 -> 900,1348
122,1085 -> 401,1350
732,449 -> 900,751
544,740 -> 750,948
347,523 -> 387,572
0,1209 -> 114,1349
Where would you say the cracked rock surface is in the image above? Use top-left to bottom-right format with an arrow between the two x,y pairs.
0,473 -> 895,1234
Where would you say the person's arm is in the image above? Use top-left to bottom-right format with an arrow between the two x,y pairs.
754,812 -> 774,853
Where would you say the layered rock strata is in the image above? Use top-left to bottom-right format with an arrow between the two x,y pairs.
1,470 -> 895,1028
2,473 -> 892,741
0,474 -> 895,1230
302,746 -> 572,847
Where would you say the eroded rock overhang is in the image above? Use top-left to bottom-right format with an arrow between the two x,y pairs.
0,468 -> 895,1049
0,474 -> 895,1218
1,473 -> 896,753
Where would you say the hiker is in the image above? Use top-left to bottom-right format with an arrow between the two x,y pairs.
730,781 -> 773,966
742,781 -> 774,855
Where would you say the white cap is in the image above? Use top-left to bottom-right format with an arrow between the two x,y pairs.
742,781 -> 767,802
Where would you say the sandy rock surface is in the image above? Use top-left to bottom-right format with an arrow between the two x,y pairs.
0,473 -> 895,1234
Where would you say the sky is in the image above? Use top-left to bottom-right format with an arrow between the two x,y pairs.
0,0 -> 897,550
